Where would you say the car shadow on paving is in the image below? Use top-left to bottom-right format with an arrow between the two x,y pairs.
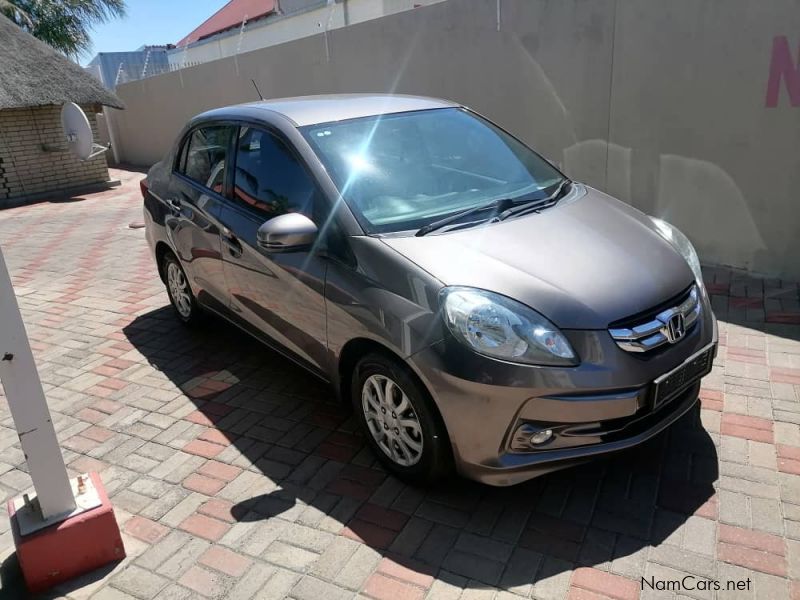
0,554 -> 22,597
122,306 -> 718,593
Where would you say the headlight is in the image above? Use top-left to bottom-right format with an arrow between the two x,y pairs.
440,287 -> 577,366
650,217 -> 704,285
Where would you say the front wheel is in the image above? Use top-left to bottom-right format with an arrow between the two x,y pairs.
163,252 -> 201,325
352,353 -> 452,485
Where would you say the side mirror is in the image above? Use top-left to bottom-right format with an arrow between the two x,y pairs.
257,213 -> 318,251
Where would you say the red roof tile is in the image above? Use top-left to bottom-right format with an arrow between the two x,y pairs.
177,0 -> 276,47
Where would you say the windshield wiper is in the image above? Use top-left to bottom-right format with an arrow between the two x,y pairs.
415,197 -> 515,236
493,178 -> 571,222
414,179 -> 572,237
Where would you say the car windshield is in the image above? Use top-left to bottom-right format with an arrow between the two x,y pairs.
300,107 -> 564,234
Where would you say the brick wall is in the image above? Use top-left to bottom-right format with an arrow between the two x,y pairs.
0,104 -> 111,206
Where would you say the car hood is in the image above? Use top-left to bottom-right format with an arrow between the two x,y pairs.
379,186 -> 695,329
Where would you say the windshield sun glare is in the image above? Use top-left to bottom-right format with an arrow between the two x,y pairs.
301,108 -> 563,234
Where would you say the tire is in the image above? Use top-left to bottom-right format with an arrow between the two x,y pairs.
352,352 -> 452,485
162,252 -> 201,325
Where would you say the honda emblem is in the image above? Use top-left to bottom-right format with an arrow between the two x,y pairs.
665,313 -> 686,343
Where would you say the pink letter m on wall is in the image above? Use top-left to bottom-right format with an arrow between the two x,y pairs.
766,36 -> 800,107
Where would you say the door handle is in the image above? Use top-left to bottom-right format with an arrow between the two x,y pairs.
222,234 -> 243,258
167,197 -> 181,212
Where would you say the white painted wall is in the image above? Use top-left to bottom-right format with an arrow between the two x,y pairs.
168,0 -> 446,68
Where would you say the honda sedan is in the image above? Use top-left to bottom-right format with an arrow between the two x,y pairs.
142,94 -> 717,486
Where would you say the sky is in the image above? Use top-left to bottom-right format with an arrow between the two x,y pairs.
81,0 -> 225,64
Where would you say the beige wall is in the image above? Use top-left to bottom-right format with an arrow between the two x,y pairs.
113,0 -> 800,279
0,105 -> 111,205
605,0 -> 800,281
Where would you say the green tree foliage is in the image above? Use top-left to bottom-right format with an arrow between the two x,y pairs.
0,0 -> 126,57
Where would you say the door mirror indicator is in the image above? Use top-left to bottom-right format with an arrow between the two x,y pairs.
257,213 -> 318,251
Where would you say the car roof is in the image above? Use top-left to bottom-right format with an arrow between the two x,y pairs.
195,94 -> 460,127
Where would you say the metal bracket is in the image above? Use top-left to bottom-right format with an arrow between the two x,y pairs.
87,143 -> 111,160
12,474 -> 102,536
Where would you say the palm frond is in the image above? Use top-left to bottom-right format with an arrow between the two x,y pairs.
0,0 -> 33,28
1,0 -> 127,56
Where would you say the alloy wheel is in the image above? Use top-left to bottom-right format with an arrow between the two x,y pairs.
167,262 -> 192,318
361,374 -> 424,466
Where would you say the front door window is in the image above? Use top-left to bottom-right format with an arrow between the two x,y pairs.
232,127 -> 315,219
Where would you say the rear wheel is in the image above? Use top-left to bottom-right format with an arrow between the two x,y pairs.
352,353 -> 452,485
163,252 -> 201,325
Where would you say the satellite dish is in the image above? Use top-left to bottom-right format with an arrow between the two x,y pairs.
61,102 -> 109,161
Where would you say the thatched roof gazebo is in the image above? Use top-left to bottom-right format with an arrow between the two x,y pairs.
0,15 -> 124,206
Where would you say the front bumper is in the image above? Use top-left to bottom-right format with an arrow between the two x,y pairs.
409,302 -> 717,486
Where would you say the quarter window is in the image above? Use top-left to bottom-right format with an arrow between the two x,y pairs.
233,127 -> 316,219
180,126 -> 234,194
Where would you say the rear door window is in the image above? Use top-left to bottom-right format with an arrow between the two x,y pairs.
179,125 -> 234,194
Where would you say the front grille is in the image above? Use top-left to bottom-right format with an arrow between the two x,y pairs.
609,285 -> 700,353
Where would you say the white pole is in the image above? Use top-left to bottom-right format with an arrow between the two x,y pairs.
324,2 -> 336,62
234,15 -> 247,76
0,245 -> 75,520
114,62 -> 123,88
236,15 -> 248,55
105,108 -> 121,166
141,48 -> 151,79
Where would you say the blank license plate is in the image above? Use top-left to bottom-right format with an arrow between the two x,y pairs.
653,345 -> 715,408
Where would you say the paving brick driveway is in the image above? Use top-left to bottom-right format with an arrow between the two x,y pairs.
1,168 -> 800,600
